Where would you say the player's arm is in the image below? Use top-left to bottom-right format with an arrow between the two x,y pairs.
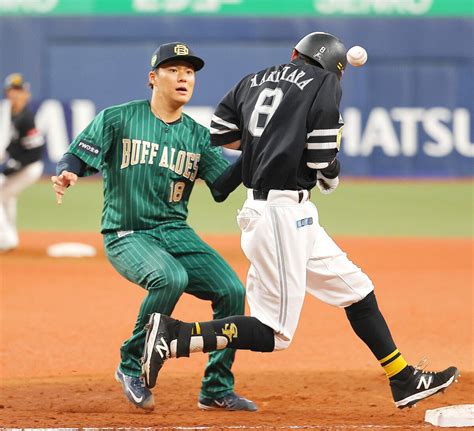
305,72 -> 343,194
210,79 -> 246,149
211,154 -> 243,202
198,129 -> 242,202
51,108 -> 116,203
51,170 -> 78,204
51,153 -> 86,204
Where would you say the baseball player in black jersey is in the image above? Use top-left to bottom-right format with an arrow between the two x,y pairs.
0,74 -> 45,251
142,32 -> 459,409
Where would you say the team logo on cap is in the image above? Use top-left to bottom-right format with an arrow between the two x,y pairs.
151,54 -> 157,67
174,44 -> 189,56
10,74 -> 23,86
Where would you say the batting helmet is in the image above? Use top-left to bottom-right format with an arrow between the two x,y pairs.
294,32 -> 347,79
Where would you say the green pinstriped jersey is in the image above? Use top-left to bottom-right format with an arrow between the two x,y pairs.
67,100 -> 229,233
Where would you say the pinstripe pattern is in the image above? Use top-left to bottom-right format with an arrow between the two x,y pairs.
104,224 -> 245,398
269,208 -> 288,332
66,99 -> 242,399
67,100 -> 229,233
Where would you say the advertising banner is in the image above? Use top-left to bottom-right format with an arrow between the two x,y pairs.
1,0 -> 473,16
1,99 -> 471,177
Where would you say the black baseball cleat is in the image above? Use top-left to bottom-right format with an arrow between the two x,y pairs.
198,392 -> 258,412
141,313 -> 174,389
115,367 -> 154,411
390,360 -> 460,409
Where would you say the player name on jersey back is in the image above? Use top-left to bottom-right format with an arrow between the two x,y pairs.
250,65 -> 314,91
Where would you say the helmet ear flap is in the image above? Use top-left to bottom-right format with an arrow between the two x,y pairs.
294,32 -> 347,79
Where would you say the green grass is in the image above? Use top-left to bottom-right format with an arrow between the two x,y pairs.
18,178 -> 473,237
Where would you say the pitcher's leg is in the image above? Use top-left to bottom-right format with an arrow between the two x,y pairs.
0,162 -> 43,250
5,197 -> 18,246
0,198 -> 17,250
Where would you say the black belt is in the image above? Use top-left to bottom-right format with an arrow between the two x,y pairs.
253,189 -> 308,203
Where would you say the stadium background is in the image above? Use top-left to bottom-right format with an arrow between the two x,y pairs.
0,0 -> 473,429
1,0 -> 473,176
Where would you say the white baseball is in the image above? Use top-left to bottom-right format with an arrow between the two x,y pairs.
347,46 -> 368,67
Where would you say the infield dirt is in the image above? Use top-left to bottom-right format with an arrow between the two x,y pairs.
1,232 -> 472,429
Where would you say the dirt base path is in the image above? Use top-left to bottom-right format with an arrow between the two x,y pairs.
1,232 -> 472,429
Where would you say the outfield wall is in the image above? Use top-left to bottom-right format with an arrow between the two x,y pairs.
0,16 -> 472,176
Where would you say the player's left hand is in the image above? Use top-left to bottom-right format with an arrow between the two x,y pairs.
51,170 -> 78,204
316,172 -> 339,194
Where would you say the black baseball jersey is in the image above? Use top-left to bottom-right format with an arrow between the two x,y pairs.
5,107 -> 45,175
210,58 -> 343,191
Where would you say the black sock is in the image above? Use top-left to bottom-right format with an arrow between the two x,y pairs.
392,365 -> 412,381
194,316 -> 275,352
345,291 -> 409,380
211,316 -> 275,352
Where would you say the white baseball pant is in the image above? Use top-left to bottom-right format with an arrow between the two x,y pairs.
237,189 -> 374,350
0,161 -> 44,250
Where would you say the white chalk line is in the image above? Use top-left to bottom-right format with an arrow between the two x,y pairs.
0,426 -> 431,431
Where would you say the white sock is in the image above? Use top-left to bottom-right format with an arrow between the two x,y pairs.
169,335 -> 229,358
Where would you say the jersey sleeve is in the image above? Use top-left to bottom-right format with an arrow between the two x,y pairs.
66,107 -> 119,176
305,73 -> 344,170
210,79 -> 245,147
210,154 -> 243,202
198,134 -> 230,185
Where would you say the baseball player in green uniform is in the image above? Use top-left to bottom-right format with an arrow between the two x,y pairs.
51,42 -> 256,412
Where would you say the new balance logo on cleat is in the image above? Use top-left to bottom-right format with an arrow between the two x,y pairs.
154,336 -> 170,359
416,375 -> 433,390
390,360 -> 460,409
141,313 -> 175,389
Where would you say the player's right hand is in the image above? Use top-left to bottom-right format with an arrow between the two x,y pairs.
316,171 -> 339,195
51,170 -> 78,204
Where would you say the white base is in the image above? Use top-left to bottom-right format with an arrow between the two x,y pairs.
425,404 -> 474,427
47,242 -> 96,258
